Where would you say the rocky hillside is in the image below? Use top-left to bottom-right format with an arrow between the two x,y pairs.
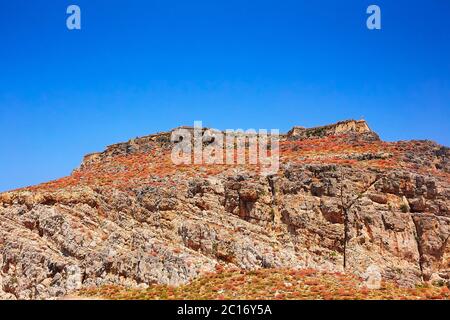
0,119 -> 449,299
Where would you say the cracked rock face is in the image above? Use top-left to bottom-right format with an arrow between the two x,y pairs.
0,120 -> 449,299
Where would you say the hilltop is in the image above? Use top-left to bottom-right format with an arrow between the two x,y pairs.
0,119 -> 449,299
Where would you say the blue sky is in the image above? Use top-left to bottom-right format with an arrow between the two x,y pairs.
0,0 -> 449,191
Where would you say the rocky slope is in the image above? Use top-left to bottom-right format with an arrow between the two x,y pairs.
0,120 -> 449,299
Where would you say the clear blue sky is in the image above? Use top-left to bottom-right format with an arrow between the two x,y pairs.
0,0 -> 449,192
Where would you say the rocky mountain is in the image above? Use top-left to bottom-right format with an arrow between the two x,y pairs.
0,119 -> 449,299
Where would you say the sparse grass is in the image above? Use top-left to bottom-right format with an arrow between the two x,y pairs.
77,268 -> 450,300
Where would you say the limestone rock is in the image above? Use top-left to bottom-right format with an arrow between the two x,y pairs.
0,119 -> 449,299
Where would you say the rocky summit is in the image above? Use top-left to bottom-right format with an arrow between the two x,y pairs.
0,119 -> 449,300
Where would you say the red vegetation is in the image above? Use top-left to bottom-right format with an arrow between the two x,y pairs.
78,268 -> 450,300
19,134 -> 449,193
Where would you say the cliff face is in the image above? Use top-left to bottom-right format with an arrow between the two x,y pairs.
0,120 -> 449,299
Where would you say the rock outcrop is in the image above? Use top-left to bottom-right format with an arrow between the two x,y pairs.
287,119 -> 379,141
0,119 -> 449,299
